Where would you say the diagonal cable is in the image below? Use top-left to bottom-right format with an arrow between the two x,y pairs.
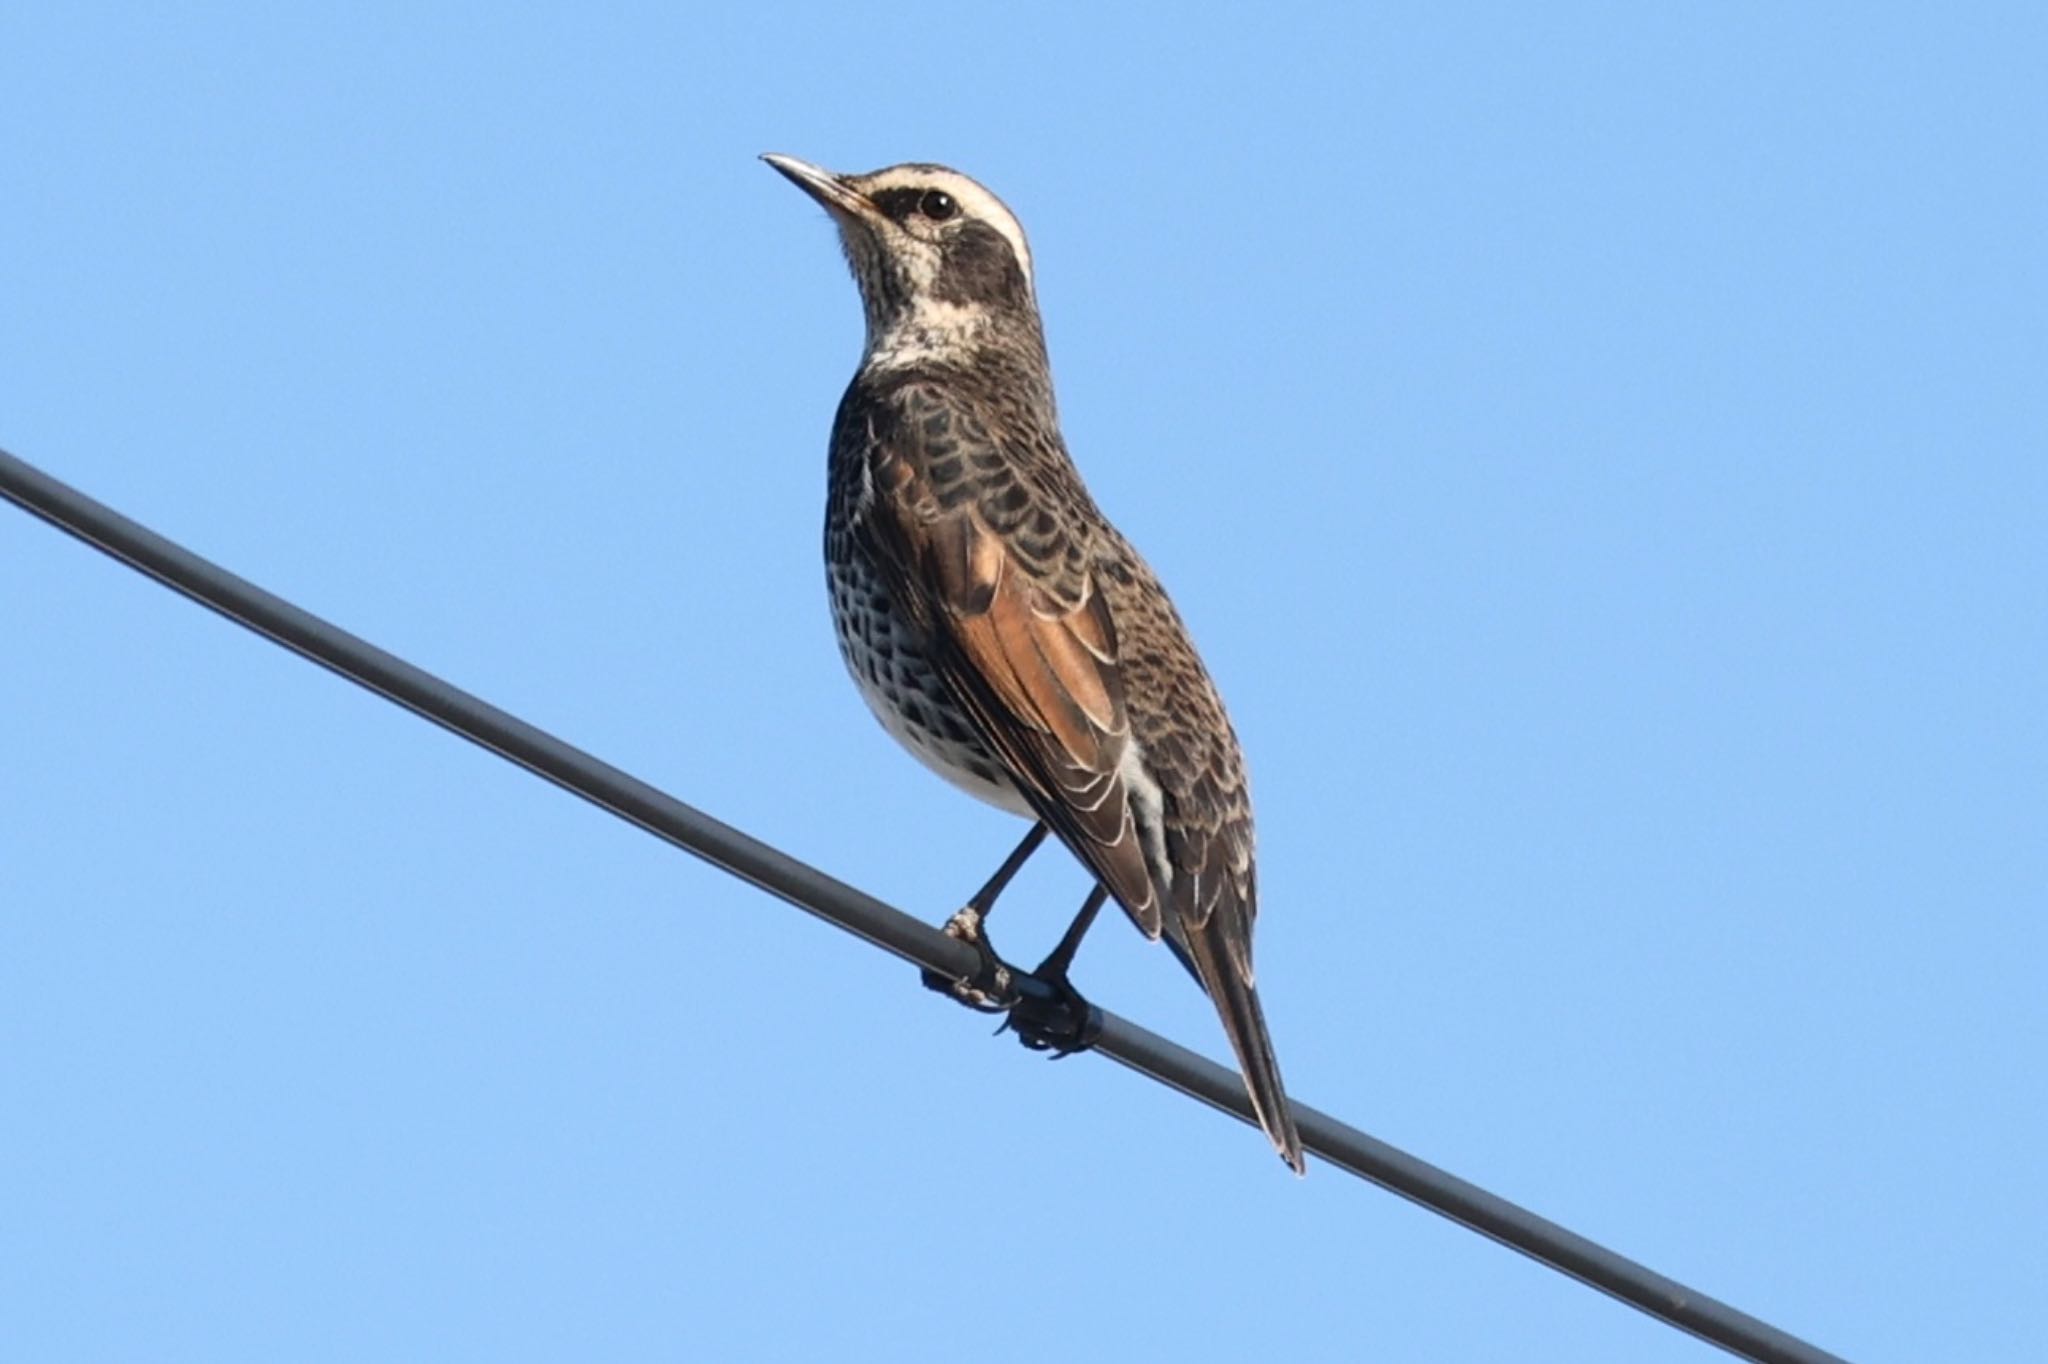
1,447 -> 1850,1364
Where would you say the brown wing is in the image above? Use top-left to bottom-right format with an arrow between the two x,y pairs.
858,393 -> 1163,936
907,508 -> 1163,935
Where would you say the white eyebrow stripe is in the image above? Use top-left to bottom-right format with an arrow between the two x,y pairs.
860,165 -> 1035,289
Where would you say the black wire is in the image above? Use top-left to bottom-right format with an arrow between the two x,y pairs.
1,448 -> 1851,1364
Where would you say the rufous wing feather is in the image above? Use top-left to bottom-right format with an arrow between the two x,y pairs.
886,503 -> 1162,935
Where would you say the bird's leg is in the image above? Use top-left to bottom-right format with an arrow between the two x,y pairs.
921,822 -> 1049,1012
1006,884 -> 1109,1056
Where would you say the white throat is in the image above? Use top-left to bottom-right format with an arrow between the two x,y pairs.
863,298 -> 992,370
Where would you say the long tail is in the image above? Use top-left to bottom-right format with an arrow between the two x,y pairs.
1180,924 -> 1305,1175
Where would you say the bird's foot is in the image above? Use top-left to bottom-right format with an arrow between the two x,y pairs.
1001,964 -> 1103,1058
920,905 -> 1019,1013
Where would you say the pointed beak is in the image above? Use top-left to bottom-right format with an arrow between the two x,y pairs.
761,153 -> 876,225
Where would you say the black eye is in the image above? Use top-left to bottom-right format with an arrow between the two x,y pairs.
919,190 -> 957,221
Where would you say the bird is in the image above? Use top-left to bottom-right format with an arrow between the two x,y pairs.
763,153 -> 1304,1174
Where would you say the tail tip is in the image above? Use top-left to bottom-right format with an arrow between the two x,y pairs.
1275,1128 -> 1307,1176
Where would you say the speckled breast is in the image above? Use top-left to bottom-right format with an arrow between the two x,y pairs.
825,548 -> 1034,818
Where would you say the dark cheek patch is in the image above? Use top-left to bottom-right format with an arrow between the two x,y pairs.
934,222 -> 1027,308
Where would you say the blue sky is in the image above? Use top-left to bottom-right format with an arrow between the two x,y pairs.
4,5 -> 2042,1361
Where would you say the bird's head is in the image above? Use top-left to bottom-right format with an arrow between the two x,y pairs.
763,154 -> 1042,366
